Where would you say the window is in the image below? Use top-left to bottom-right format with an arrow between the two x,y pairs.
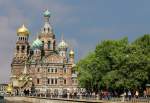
47,79 -> 50,84
48,68 -> 50,72
55,68 -> 57,73
64,68 -> 67,73
37,78 -> 40,84
51,68 -> 53,73
16,46 -> 19,52
51,79 -> 54,84
21,45 -> 25,53
37,68 -> 40,72
55,79 -> 57,84
48,41 -> 51,49
64,79 -> 66,84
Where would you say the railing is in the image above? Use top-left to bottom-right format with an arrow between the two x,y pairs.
5,93 -> 150,103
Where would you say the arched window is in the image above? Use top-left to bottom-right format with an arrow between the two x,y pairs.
47,78 -> 50,84
37,78 -> 40,84
16,46 -> 19,52
37,68 -> 40,72
21,45 -> 25,53
51,78 -> 54,84
55,68 -> 57,73
64,79 -> 66,84
42,41 -> 44,47
51,68 -> 53,73
48,41 -> 50,49
55,78 -> 57,84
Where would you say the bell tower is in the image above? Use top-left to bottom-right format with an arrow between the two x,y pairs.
11,24 -> 30,77
39,10 -> 56,56
15,24 -> 30,59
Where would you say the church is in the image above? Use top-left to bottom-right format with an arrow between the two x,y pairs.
10,10 -> 78,94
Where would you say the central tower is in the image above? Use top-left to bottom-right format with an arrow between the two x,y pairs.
38,10 -> 56,56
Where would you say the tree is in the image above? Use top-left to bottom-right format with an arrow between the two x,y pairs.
76,34 -> 150,94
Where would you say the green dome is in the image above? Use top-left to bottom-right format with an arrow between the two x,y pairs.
31,38 -> 43,50
43,9 -> 51,17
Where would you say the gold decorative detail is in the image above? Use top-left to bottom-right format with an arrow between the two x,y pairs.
17,24 -> 29,36
6,84 -> 13,93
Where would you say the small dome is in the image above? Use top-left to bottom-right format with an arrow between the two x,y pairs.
58,40 -> 68,49
31,38 -> 43,50
69,49 -> 74,57
17,24 -> 29,36
43,9 -> 51,17
6,84 -> 13,93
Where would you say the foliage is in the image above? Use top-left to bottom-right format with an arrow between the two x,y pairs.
76,34 -> 150,93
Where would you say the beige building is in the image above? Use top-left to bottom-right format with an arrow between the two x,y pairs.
10,10 -> 78,94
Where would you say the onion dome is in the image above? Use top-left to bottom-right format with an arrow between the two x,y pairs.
69,49 -> 75,57
31,38 -> 43,50
17,24 -> 29,36
58,39 -> 68,49
6,84 -> 13,93
43,9 -> 51,17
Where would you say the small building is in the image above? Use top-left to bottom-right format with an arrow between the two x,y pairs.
0,84 -> 8,94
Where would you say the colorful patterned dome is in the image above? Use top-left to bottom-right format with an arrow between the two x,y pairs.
43,9 -> 51,17
31,38 -> 43,49
17,24 -> 29,36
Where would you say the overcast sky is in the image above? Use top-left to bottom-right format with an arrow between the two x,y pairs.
0,0 -> 150,83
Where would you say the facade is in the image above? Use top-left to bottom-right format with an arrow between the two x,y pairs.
10,10 -> 78,94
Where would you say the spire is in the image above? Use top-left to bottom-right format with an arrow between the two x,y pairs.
23,61 -> 27,74
61,33 -> 64,41
41,9 -> 52,34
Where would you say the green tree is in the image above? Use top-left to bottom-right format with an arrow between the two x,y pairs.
76,34 -> 150,93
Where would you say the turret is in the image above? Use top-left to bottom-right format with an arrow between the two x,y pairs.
39,9 -> 56,55
58,34 -> 68,58
69,49 -> 75,64
15,24 -> 30,59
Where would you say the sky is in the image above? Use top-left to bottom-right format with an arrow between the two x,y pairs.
0,0 -> 150,83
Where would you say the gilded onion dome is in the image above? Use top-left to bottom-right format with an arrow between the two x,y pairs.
58,39 -> 68,49
17,24 -> 29,36
69,49 -> 75,57
31,38 -> 43,50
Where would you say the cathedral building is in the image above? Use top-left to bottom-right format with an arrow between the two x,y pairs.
10,10 -> 78,93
